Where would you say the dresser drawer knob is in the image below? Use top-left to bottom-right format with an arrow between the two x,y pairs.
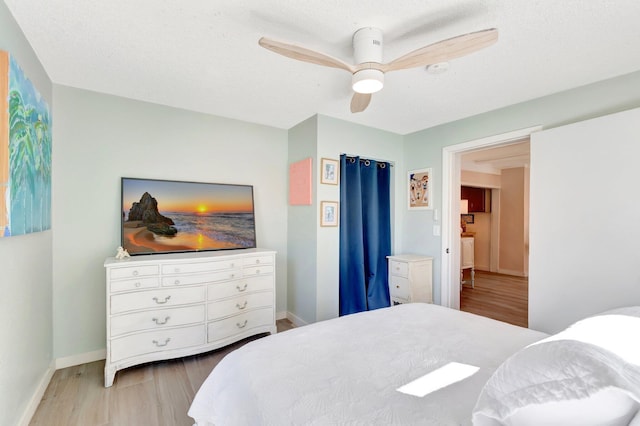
132,270 -> 139,276
255,269 -> 260,274
236,301 -> 248,310
236,320 -> 248,329
230,273 -> 236,279
255,259 -> 260,264
174,267 -> 180,273
236,283 -> 248,292
152,295 -> 171,304
134,282 -> 141,288
396,285 -> 400,289
174,279 -> 180,285
230,262 -> 235,268
152,316 -> 170,325
152,338 -> 171,347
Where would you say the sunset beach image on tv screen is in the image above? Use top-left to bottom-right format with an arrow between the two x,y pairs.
121,178 -> 256,255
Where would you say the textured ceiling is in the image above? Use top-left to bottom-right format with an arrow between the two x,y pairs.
4,0 -> 640,134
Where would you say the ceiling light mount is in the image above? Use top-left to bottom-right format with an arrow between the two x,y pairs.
353,27 -> 383,64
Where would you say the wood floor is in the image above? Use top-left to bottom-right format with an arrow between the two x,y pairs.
460,270 -> 528,328
30,319 -> 295,426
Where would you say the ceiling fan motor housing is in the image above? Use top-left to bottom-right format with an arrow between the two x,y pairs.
353,27 -> 383,64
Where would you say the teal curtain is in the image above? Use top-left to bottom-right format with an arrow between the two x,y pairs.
339,155 -> 391,316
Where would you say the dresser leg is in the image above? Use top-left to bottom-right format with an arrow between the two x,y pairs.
471,267 -> 475,288
105,366 -> 116,388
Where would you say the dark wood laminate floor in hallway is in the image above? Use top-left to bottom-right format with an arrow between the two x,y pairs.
460,270 -> 528,328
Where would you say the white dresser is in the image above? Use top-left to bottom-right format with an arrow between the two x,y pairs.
387,254 -> 433,305
104,248 -> 276,387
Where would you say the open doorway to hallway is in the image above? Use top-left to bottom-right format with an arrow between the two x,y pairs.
458,140 -> 530,327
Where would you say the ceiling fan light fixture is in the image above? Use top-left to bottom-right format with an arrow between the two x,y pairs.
352,69 -> 384,94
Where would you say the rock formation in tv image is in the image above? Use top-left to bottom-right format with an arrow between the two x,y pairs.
127,192 -> 178,236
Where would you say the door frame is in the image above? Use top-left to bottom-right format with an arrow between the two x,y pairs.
440,125 -> 542,309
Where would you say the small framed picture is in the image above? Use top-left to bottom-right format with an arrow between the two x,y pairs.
320,201 -> 339,227
461,214 -> 475,224
408,168 -> 432,210
320,158 -> 339,185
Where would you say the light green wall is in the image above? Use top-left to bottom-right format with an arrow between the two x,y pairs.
0,3 -> 54,426
287,116 -> 318,324
316,115 -> 404,321
52,86 -> 289,359
403,70 -> 640,304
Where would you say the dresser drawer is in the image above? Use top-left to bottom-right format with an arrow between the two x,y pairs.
111,305 -> 205,337
243,264 -> 274,277
242,255 -> 273,267
389,276 -> 411,301
161,259 -> 240,275
110,324 -> 205,362
207,275 -> 273,301
207,291 -> 273,320
110,276 -> 159,293
389,261 -> 408,277
109,264 -> 159,280
110,286 -> 205,314
161,269 -> 241,287
207,307 -> 274,342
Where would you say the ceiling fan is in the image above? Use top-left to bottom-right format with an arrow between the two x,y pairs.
259,27 -> 498,113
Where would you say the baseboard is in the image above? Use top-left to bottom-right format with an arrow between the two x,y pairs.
17,359 -> 55,426
55,348 -> 106,370
275,310 -> 287,320
286,311 -> 309,327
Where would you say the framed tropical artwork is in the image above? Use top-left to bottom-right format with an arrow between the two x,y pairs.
0,50 -> 52,237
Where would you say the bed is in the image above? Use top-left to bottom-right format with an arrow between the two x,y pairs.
188,303 -> 640,425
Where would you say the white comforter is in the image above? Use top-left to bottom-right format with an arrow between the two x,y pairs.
189,303 -> 547,426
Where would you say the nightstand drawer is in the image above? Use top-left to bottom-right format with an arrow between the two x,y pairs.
389,261 -> 408,277
389,276 -> 411,300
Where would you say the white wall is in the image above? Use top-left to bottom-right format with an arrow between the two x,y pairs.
52,86 -> 288,359
0,3 -> 54,425
529,107 -> 640,333
403,70 -> 640,306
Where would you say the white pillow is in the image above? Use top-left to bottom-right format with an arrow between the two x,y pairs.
472,307 -> 640,426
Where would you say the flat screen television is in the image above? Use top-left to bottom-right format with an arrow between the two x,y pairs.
121,177 -> 256,256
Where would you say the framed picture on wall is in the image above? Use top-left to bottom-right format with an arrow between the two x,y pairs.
320,158 -> 339,185
408,168 -> 432,210
320,201 -> 339,226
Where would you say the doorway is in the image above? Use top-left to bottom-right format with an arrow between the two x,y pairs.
440,126 -> 541,312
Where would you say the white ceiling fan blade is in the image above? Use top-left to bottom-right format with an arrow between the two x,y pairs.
381,28 -> 498,72
350,92 -> 372,113
259,37 -> 355,73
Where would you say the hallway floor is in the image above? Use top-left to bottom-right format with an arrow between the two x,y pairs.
460,270 -> 528,328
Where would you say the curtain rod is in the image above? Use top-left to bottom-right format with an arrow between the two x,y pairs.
340,154 -> 394,167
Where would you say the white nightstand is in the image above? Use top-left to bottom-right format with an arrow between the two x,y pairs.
387,255 -> 433,305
